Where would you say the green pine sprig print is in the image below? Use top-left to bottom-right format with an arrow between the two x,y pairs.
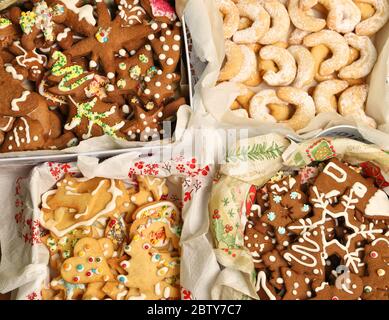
226,142 -> 285,163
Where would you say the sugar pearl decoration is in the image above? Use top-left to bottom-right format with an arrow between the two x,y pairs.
172,44 -> 179,51
377,269 -> 385,276
151,23 -> 158,30
163,45 -> 169,51
166,58 -> 174,65
159,54 -> 166,60
119,49 -> 126,56
107,72 -> 115,79
148,34 -> 155,40
160,36 -> 166,42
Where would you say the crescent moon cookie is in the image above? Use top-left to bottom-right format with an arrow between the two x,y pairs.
249,89 -> 284,123
355,0 -> 389,36
288,45 -> 315,88
277,86 -> 316,130
233,0 -> 270,44
338,84 -> 377,128
303,30 -> 350,76
227,43 -> 258,84
319,0 -> 362,34
216,0 -> 240,39
354,0 -> 376,21
218,40 -> 244,82
260,45 -> 297,86
288,0 -> 326,32
313,79 -> 349,114
338,33 -> 377,80
259,1 -> 290,45
311,45 -> 337,82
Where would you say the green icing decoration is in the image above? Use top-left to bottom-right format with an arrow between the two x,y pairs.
51,51 -> 94,92
65,97 -> 125,140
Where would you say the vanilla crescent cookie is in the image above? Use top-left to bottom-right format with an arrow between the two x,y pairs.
259,1 -> 290,45
260,45 -> 297,86
313,79 -> 349,114
311,45 -> 336,82
230,44 -> 258,83
218,40 -> 244,82
216,0 -> 240,39
233,0 -> 270,44
243,46 -> 261,86
304,30 -> 350,76
288,45 -> 315,88
288,0 -> 326,32
249,89 -> 284,123
338,84 -> 377,128
355,0 -> 389,36
338,33 -> 377,80
277,87 -> 316,130
319,0 -> 362,33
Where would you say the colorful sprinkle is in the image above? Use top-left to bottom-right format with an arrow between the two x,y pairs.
290,191 -> 300,200
139,54 -> 149,63
117,275 -> 127,283
129,65 -> 141,80
95,27 -> 111,43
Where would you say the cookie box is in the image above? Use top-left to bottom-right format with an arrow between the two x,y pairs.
209,133 -> 389,300
0,146 -> 217,300
0,0 -> 193,164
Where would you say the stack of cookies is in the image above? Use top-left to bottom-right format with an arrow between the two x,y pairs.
216,0 -> 387,130
0,0 -> 185,153
40,174 -> 181,300
243,158 -> 389,300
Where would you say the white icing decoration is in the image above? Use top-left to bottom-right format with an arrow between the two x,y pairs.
14,41 -> 47,68
0,116 -> 14,131
4,64 -> 23,80
323,161 -> 347,183
62,0 -> 96,25
255,271 -> 276,300
20,117 -> 31,144
11,91 -> 31,111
